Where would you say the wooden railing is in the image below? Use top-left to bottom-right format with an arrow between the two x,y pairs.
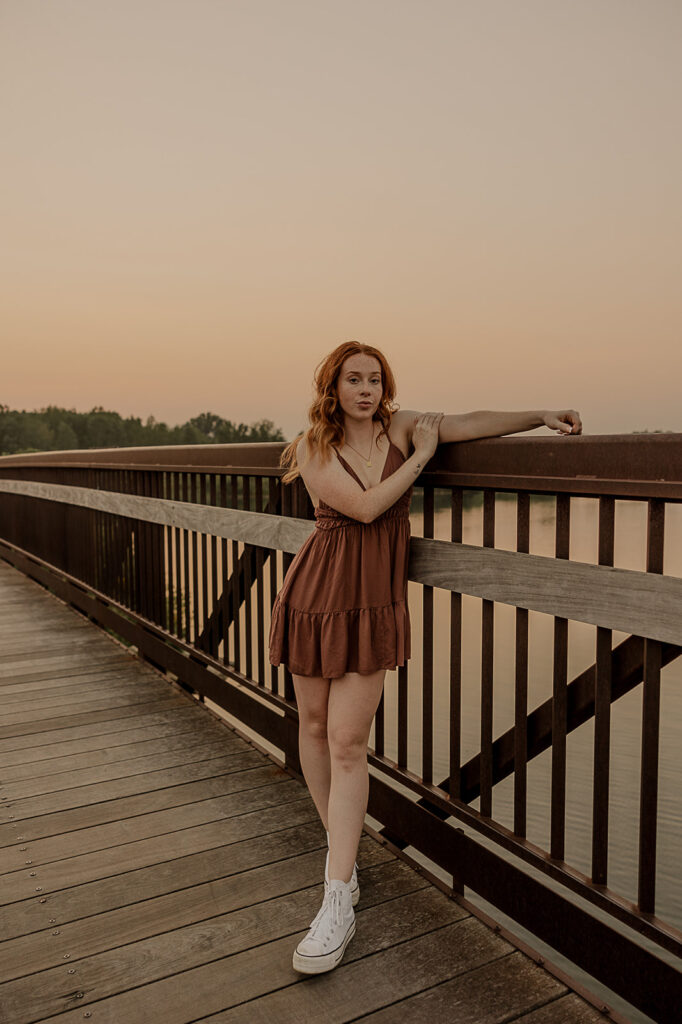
1,433 -> 681,1020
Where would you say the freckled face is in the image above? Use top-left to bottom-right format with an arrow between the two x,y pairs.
336,355 -> 383,420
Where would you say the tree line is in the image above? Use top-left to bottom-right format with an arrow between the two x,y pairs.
0,405 -> 286,455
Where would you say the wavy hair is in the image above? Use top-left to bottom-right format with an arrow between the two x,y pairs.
279,341 -> 399,484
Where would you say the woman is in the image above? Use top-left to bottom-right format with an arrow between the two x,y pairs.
268,340 -> 581,974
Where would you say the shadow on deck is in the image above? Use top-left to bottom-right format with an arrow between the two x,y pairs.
0,559 -> 606,1023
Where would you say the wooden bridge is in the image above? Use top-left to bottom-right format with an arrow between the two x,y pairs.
1,434 -> 681,1022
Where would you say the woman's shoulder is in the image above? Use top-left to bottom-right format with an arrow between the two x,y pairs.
388,410 -> 420,457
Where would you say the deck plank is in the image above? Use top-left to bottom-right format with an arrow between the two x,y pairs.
0,835 -> 393,981
0,766 -> 294,870
0,712 -> 241,774
513,992 -> 608,1022
0,706 -> 211,755
352,951 -> 573,1022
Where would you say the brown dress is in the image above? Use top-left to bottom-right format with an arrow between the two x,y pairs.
268,439 -> 413,679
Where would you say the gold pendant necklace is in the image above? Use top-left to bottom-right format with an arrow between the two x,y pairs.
344,423 -> 376,467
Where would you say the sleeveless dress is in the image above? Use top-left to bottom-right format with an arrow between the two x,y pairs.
268,439 -> 413,679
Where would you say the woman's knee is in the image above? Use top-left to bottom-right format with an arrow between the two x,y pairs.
328,726 -> 368,768
299,712 -> 328,742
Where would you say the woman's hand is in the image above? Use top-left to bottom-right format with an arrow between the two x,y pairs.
412,412 -> 445,460
543,409 -> 583,435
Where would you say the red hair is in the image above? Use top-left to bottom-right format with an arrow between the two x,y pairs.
280,341 -> 399,484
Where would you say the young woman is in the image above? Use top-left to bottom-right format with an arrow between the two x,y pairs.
268,340 -> 581,974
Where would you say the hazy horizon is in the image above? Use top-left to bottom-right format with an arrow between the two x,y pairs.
3,0 -> 681,443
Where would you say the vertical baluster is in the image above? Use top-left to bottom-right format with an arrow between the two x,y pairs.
146,471 -> 155,622
220,474 -> 230,665
373,481 -> 385,750
86,469 -> 94,590
145,470 -> 155,620
164,471 -> 172,625
94,469 -> 103,593
96,470 -> 104,593
110,470 -> 118,600
254,475 -> 266,685
592,496 -> 615,883
514,491 -> 530,837
124,470 -> 134,608
397,662 -> 408,768
93,470 -> 101,594
182,473 -> 191,642
75,471 -> 83,584
422,483 -> 435,784
231,474 -> 241,672
104,469 -> 112,598
114,470 -> 121,600
114,470 -> 121,603
157,468 -> 165,622
132,471 -> 142,616
480,488 -> 495,817
281,480 -> 295,704
191,474 -> 200,645
199,474 -> 209,650
242,474 -> 253,681
154,472 -> 165,629
171,471 -> 179,630
449,488 -> 463,807
175,473 -> 183,637
550,493 -> 570,860
209,474 -> 218,657
145,471 -> 152,618
638,498 -> 665,913
102,469 -> 111,598
164,472 -> 173,633
269,477 -> 280,694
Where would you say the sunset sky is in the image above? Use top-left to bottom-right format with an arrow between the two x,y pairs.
2,0 -> 681,442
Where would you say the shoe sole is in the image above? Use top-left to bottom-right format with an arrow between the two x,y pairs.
292,919 -> 356,974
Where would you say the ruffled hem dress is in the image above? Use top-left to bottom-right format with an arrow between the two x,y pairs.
268,439 -> 413,679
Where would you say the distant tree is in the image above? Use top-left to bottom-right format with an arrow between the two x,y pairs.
53,421 -> 79,450
0,403 -> 286,455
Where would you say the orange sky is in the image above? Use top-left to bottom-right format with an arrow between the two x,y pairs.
2,0 -> 681,441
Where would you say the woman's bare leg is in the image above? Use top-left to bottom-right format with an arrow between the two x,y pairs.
326,669 -> 386,883
292,673 -> 332,830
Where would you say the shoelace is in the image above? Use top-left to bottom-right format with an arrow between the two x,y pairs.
308,887 -> 344,941
328,887 -> 344,927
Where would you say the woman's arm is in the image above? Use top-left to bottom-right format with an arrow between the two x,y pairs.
449,409 -> 582,440
360,450 -> 431,522
299,415 -> 442,524
396,408 -> 582,444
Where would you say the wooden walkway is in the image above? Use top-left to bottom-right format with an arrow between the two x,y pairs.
0,559 -> 608,1024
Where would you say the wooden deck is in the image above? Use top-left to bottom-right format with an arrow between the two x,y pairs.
0,559 -> 608,1024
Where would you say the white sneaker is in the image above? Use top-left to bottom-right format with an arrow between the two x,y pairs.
293,879 -> 356,974
324,849 -> 360,906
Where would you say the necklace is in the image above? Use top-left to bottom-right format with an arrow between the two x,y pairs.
343,423 -> 377,467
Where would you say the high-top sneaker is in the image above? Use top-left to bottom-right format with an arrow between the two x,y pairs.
293,878 -> 355,974
324,849 -> 359,905
310,831 -> 359,923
